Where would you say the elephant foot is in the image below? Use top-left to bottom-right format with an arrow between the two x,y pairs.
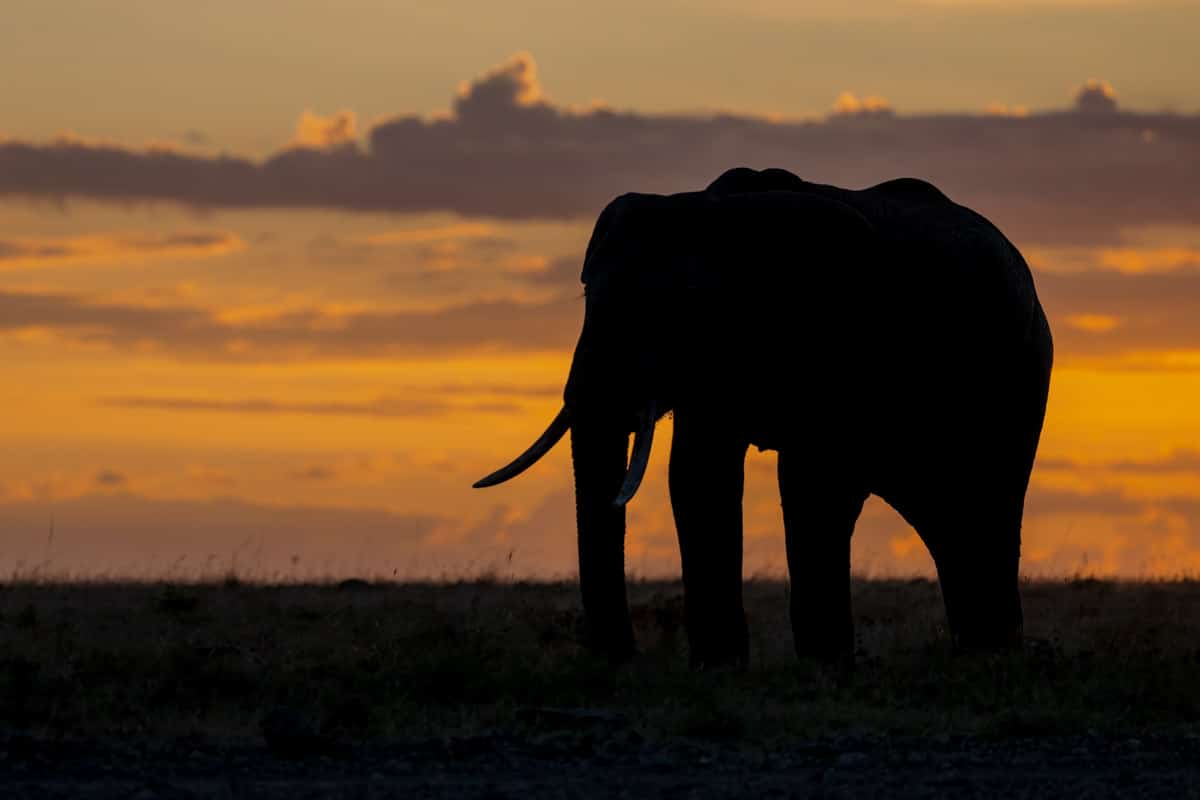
937,556 -> 1023,656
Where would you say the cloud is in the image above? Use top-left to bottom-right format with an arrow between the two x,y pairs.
0,56 -> 1196,245
1037,267 -> 1200,360
0,231 -> 243,270
0,492 -> 448,579
94,468 -> 127,487
1075,78 -> 1119,114
1025,486 -> 1137,516
983,102 -> 1029,118
1064,313 -> 1120,333
455,52 -> 547,117
0,287 -> 580,361
306,224 -> 530,281
1,240 -> 1199,366
290,109 -> 358,150
181,129 -> 210,147
99,393 -> 525,417
357,222 -> 501,246
513,254 -> 581,286
1037,450 -> 1200,474
291,465 -> 338,481
1096,247 -> 1200,274
1,248 -> 1199,364
3,476 -> 1200,579
187,466 -> 237,487
831,91 -> 893,116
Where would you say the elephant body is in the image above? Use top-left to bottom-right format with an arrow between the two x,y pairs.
681,169 -> 1052,663
477,167 -> 1053,667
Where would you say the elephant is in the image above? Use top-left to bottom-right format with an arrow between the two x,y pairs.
474,167 -> 1053,668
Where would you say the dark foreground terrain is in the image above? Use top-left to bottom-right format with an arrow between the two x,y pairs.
3,578 -> 1200,797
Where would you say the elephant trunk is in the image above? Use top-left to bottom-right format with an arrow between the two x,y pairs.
570,421 -> 635,660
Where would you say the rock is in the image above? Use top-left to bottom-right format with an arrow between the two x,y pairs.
836,751 -> 869,768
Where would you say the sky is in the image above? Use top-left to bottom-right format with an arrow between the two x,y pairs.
2,0 -> 1199,579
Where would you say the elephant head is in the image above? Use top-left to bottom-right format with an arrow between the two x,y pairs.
472,182 -> 878,660
473,191 -> 708,658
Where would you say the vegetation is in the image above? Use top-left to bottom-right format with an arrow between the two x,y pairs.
2,577 -> 1199,745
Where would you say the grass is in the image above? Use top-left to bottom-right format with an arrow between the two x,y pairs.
2,577 -> 1200,745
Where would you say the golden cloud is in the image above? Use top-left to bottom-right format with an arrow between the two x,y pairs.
983,102 -> 1029,118
1098,247 -> 1200,274
455,51 -> 545,110
290,109 -> 358,149
831,91 -> 892,115
359,222 -> 499,246
1066,313 -> 1120,333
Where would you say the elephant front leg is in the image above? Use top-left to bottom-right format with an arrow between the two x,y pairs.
778,450 -> 867,664
669,410 -> 750,669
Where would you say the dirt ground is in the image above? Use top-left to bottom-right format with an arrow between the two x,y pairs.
4,729 -> 1200,798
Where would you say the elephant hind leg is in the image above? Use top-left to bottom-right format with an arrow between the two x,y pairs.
914,492 -> 1024,652
778,450 -> 868,663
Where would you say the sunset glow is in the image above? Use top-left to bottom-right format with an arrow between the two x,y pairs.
2,0 -> 1198,579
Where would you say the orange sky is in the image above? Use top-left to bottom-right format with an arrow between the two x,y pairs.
2,2 -> 1199,579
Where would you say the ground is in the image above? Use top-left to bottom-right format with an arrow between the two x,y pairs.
2,578 -> 1200,797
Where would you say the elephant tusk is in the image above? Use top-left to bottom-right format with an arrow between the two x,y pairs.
473,406 -> 572,488
613,402 -> 656,507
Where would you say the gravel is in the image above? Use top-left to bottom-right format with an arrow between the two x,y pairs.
3,728 -> 1200,799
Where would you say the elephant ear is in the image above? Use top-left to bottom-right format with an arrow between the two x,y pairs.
580,193 -> 651,288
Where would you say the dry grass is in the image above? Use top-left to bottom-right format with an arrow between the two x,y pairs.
1,577 -> 1199,744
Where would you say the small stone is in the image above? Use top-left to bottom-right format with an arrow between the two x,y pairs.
836,752 -> 869,768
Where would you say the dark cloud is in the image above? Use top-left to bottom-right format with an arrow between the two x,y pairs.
1037,450 -> 1200,473
0,231 -> 241,266
0,493 -> 446,579
291,465 -> 338,481
2,479 -> 1199,579
1037,267 -> 1200,359
1025,486 -> 1138,517
1,56 -> 1196,245
3,254 -> 1200,364
0,241 -> 69,260
181,130 -> 210,147
0,288 -> 580,361
94,469 -> 127,487
1075,79 -> 1119,115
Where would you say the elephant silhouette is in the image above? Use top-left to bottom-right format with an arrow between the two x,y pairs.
476,167 -> 1053,668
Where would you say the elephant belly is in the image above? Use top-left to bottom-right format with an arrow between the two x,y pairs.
738,382 -> 870,458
